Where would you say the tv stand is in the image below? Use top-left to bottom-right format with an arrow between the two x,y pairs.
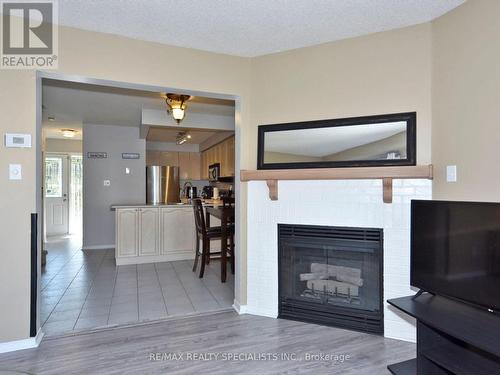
387,294 -> 500,374
410,289 -> 427,300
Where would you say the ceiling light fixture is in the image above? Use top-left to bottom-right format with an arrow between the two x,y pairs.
176,131 -> 191,145
61,129 -> 77,138
166,93 -> 191,124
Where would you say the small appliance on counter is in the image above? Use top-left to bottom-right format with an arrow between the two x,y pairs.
201,185 -> 214,199
146,165 -> 180,204
208,163 -> 220,182
212,187 -> 220,200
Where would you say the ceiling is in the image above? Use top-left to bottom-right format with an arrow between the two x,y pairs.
42,80 -> 234,140
57,0 -> 464,57
147,127 -> 219,144
266,122 -> 406,157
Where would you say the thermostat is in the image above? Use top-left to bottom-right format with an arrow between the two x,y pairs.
5,133 -> 32,148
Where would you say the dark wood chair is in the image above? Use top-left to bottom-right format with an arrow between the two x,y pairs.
192,199 -> 234,279
222,196 -> 235,275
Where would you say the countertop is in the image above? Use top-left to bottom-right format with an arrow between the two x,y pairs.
111,199 -> 223,210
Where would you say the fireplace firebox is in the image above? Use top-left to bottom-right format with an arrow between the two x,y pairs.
278,224 -> 383,334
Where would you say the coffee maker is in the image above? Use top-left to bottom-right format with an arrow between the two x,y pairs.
201,185 -> 214,199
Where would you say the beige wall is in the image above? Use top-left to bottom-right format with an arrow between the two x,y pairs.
0,25 -> 251,343
325,132 -> 406,161
432,0 -> 500,201
250,23 -> 433,167
44,138 -> 83,153
3,0 -> 497,345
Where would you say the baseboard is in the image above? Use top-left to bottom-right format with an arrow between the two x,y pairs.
232,300 -> 248,314
243,305 -> 278,319
82,244 -> 115,250
116,252 -> 194,265
0,329 -> 44,354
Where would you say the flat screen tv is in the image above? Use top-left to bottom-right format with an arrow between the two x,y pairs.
411,200 -> 500,312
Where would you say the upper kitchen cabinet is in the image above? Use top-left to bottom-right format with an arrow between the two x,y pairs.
178,152 -> 201,180
147,150 -> 201,180
201,136 -> 235,178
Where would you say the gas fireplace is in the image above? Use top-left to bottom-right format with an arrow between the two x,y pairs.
278,224 -> 383,334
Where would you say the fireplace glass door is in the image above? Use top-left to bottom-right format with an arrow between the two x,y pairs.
279,224 -> 383,334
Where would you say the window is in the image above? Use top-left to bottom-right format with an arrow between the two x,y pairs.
45,157 -> 63,197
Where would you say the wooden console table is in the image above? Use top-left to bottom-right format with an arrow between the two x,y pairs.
387,294 -> 500,374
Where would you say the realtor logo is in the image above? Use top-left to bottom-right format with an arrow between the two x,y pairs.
1,0 -> 58,69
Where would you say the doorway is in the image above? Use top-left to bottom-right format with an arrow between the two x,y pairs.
44,153 -> 83,237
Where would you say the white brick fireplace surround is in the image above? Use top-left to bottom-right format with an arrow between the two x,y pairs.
244,178 -> 432,342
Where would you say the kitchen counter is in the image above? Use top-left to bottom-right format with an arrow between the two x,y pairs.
111,199 -> 223,210
113,200 -> 223,265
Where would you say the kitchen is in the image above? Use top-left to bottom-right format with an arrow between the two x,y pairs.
112,131 -> 236,281
40,79 -> 236,336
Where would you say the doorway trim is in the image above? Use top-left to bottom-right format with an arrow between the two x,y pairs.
35,70 -> 244,337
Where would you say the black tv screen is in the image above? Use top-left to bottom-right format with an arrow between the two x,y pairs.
411,200 -> 500,312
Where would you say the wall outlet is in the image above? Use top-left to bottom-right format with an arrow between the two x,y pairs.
103,180 -> 111,186
446,165 -> 457,182
9,164 -> 22,180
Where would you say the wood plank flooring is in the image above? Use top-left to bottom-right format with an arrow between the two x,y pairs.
0,311 -> 415,375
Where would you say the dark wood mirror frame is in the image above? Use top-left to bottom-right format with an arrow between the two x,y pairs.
257,112 -> 416,170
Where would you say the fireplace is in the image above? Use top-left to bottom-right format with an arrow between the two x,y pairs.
278,224 -> 383,334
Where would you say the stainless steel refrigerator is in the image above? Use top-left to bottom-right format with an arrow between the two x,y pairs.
146,166 -> 180,204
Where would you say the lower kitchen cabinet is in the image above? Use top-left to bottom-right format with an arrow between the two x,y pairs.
116,208 -> 139,258
138,207 -> 159,256
160,208 -> 195,257
115,206 -> 195,265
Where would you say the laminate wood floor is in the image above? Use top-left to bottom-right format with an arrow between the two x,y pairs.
0,311 -> 414,375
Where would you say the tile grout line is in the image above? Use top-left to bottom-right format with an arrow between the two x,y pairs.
71,251 -> 109,331
135,264 -> 139,321
41,241 -> 83,291
171,262 -> 197,312
187,260 -> 224,308
42,254 -> 89,328
154,262 -> 169,315
105,259 -> 119,325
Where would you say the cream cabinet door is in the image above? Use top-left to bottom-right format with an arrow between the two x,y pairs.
138,207 -> 159,256
160,208 -> 195,255
116,208 -> 138,257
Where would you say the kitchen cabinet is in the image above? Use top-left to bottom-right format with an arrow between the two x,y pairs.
200,136 -> 235,179
160,207 -> 195,256
178,152 -> 201,180
114,205 -> 196,265
147,150 -> 201,180
138,207 -> 159,256
116,208 -> 138,258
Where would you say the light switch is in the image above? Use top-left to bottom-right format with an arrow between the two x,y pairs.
125,167 -> 130,175
9,164 -> 22,180
103,180 -> 111,186
446,165 -> 457,182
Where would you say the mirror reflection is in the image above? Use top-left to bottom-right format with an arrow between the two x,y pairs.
264,121 -> 407,164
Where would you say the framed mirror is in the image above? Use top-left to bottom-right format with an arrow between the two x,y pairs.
257,112 -> 416,169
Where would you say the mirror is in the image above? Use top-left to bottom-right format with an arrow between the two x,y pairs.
258,112 -> 416,169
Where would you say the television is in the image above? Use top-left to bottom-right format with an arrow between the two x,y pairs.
411,200 -> 500,312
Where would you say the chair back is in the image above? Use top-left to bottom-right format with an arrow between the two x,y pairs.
192,199 -> 206,236
222,196 -> 235,207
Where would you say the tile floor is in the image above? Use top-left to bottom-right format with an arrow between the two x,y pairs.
41,235 -> 234,336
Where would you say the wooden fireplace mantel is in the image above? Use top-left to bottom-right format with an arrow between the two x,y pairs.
240,165 -> 433,203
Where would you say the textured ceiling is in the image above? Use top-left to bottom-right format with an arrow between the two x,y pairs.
57,0 -> 464,57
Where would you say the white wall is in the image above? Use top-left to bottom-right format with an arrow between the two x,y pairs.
245,179 -> 432,342
83,124 -> 146,249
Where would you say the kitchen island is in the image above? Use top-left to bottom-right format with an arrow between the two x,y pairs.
111,202 -> 221,265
